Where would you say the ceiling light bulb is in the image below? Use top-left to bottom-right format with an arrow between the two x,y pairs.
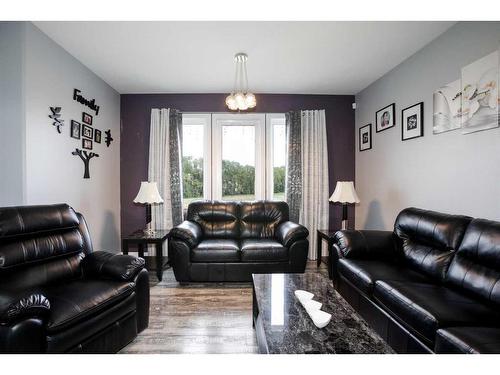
235,92 -> 246,108
226,94 -> 236,108
245,93 -> 256,108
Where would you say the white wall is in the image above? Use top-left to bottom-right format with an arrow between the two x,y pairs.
0,22 -> 26,206
355,22 -> 500,230
1,22 -> 121,252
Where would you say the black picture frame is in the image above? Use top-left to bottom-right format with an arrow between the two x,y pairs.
82,112 -> 93,126
82,124 -> 93,139
82,138 -> 93,150
359,123 -> 372,151
70,120 -> 81,139
401,102 -> 424,141
94,129 -> 102,144
375,103 -> 396,132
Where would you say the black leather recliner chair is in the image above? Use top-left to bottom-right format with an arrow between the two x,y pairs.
332,207 -> 500,354
0,204 -> 149,353
169,200 -> 309,282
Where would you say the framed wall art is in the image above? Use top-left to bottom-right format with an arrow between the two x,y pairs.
94,129 -> 102,143
376,103 -> 395,132
70,120 -> 81,139
359,123 -> 372,151
82,138 -> 93,150
82,112 -> 93,126
402,102 -> 424,141
82,124 -> 93,139
433,79 -> 462,134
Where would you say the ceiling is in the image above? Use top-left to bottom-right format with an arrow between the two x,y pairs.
34,21 -> 454,95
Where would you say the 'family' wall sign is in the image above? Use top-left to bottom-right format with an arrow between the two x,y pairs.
73,89 -> 100,115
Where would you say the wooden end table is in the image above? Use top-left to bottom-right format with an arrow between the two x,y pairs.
316,229 -> 339,278
122,229 -> 170,281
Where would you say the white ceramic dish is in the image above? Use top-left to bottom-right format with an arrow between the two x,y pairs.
294,290 -> 314,304
303,299 -> 322,313
309,310 -> 332,329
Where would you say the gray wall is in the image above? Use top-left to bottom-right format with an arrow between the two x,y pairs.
0,22 -> 26,205
0,22 -> 122,252
355,22 -> 500,230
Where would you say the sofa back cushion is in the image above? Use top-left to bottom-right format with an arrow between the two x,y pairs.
187,201 -> 240,239
0,204 -> 90,289
240,201 -> 289,239
446,219 -> 500,305
394,207 -> 472,281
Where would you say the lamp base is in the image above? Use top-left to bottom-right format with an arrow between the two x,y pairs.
341,220 -> 348,230
143,228 -> 156,236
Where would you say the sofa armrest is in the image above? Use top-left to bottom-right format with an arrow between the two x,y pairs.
333,230 -> 398,259
82,251 -> 145,281
170,220 -> 202,248
276,221 -> 309,247
0,292 -> 50,325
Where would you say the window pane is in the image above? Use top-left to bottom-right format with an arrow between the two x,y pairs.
182,124 -> 204,208
272,123 -> 286,201
222,125 -> 255,201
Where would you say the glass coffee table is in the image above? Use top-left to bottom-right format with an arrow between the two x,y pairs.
252,273 -> 393,354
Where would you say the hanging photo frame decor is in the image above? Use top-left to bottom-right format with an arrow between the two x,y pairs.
82,112 -> 93,126
94,129 -> 102,143
402,102 -> 424,141
72,148 -> 99,179
82,124 -> 93,139
359,124 -> 372,151
70,120 -> 81,139
375,103 -> 395,132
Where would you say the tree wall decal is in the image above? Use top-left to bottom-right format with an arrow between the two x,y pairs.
105,129 -> 113,147
72,148 -> 99,179
49,107 -> 64,133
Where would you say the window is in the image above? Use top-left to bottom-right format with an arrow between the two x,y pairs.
181,114 -> 211,209
181,112 -> 286,205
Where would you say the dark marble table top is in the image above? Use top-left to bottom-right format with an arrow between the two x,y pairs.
122,229 -> 170,242
252,273 -> 394,354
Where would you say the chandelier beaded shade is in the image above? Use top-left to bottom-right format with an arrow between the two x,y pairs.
225,53 -> 256,111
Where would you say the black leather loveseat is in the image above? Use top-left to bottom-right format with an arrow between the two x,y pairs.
332,207 -> 500,354
0,204 -> 149,353
169,200 -> 309,282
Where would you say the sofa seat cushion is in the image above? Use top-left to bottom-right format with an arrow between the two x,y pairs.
338,259 -> 431,295
43,279 -> 135,333
240,239 -> 288,262
190,239 -> 240,263
435,327 -> 500,354
373,280 -> 500,345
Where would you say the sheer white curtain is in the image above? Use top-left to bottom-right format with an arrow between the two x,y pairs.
300,110 -> 329,260
148,108 -> 173,230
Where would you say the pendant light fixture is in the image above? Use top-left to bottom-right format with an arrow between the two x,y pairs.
226,53 -> 256,111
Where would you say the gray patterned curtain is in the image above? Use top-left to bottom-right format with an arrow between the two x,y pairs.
148,108 -> 183,232
285,111 -> 302,222
169,109 -> 183,226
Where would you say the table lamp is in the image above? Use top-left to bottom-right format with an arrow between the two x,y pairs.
133,181 -> 163,235
329,181 -> 360,230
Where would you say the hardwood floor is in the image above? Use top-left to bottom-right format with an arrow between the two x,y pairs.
120,261 -> 329,354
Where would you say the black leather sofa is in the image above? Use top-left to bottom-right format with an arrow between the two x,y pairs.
332,207 -> 500,354
0,204 -> 149,353
169,200 -> 309,282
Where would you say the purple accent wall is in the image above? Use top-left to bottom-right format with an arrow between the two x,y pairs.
120,93 -> 355,235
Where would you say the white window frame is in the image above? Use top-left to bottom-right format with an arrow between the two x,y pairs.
265,113 -> 286,200
211,113 -> 266,201
181,113 -> 212,200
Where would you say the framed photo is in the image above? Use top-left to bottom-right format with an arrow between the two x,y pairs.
94,129 -> 102,143
433,79 -> 462,134
70,120 -> 81,139
82,138 -> 93,150
402,102 -> 424,141
359,123 -> 372,151
376,103 -> 395,132
82,112 -> 93,126
461,51 -> 499,134
82,124 -> 93,139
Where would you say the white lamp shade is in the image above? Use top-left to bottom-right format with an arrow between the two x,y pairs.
133,182 -> 163,204
329,181 -> 360,204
